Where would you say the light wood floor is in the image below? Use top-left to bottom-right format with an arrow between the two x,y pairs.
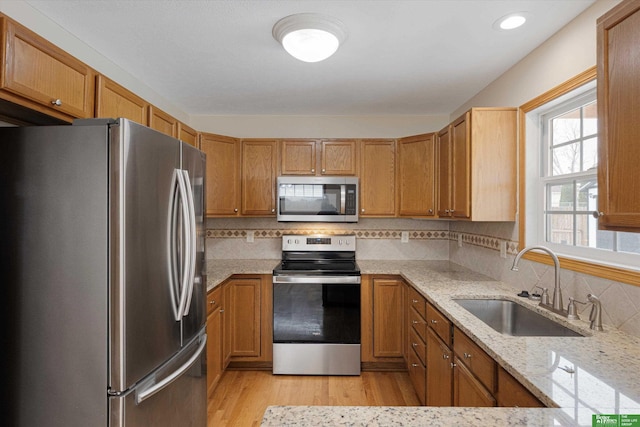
207,370 -> 420,426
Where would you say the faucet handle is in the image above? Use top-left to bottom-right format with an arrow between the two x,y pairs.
567,298 -> 587,320
535,286 -> 550,305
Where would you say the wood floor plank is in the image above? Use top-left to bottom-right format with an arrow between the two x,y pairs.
207,370 -> 420,426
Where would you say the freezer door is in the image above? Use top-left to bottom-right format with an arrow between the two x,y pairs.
110,120 -> 184,392
109,330 -> 207,427
180,142 -> 207,344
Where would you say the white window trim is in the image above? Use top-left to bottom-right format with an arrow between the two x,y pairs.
524,79 -> 640,272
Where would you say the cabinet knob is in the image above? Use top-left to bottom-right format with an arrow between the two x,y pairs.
412,342 -> 418,348
450,209 -> 455,213
428,209 -> 433,214
271,208 -> 275,213
443,354 -> 449,359
51,99 -> 62,106
361,208 -> 365,213
322,168 -> 326,173
451,362 -> 457,368
412,299 -> 419,304
209,300 -> 216,305
220,309 -> 224,313
411,363 -> 419,368
412,320 -> 418,325
464,352 -> 472,359
444,209 -> 450,213
311,169 -> 315,173
234,208 -> 238,212
592,211 -> 604,218
431,319 -> 438,324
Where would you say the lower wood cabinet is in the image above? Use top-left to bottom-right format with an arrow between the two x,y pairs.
206,286 -> 223,396
425,327 -> 452,406
223,275 -> 273,368
496,367 -> 544,407
361,275 -> 405,369
453,357 -> 496,407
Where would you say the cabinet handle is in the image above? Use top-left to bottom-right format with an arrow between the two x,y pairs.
51,99 -> 62,106
464,352 -> 472,359
592,211 -> 604,218
431,319 -> 438,324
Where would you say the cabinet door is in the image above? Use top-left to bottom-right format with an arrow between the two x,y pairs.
597,0 -> 640,230
200,133 -> 241,216
225,278 -> 261,358
1,17 -> 95,119
397,134 -> 436,217
206,307 -> 222,396
95,75 -> 148,125
281,140 -> 317,175
426,328 -> 453,406
451,113 -> 471,219
178,122 -> 199,147
320,139 -> 358,175
496,367 -> 544,408
241,139 -> 277,215
372,278 -> 404,358
360,139 -> 396,217
148,105 -> 178,138
453,357 -> 496,407
437,125 -> 452,217
407,345 -> 426,405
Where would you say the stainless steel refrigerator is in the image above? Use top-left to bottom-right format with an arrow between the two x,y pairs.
1,118 -> 207,426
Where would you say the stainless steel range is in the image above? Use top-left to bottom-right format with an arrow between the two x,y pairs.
272,234 -> 361,375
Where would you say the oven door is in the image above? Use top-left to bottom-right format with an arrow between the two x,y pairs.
272,275 -> 361,344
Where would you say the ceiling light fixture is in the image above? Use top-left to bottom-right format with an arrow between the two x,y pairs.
494,13 -> 528,31
272,13 -> 346,63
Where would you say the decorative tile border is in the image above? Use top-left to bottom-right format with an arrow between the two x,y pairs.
206,228 -> 519,254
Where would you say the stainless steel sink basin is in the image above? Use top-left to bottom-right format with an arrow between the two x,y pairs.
454,298 -> 585,337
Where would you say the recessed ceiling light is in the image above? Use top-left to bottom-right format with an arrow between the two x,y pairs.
493,13 -> 529,31
273,13 -> 347,63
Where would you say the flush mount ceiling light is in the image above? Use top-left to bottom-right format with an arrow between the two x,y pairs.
272,13 -> 347,63
493,13 -> 529,31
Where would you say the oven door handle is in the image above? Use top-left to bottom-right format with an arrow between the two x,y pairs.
272,275 -> 361,284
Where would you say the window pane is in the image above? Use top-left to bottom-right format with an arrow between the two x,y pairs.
583,101 -> 598,137
575,213 -> 595,247
551,109 -> 581,145
547,214 -> 574,245
548,183 -> 574,210
618,233 -> 640,255
552,143 -> 581,175
576,180 -> 597,211
583,137 -> 598,171
595,229 -> 614,251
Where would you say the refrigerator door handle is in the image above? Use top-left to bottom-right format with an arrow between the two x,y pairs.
180,170 -> 197,317
167,169 -> 182,321
135,334 -> 207,404
175,170 -> 193,320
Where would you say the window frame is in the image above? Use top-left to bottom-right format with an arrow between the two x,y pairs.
518,67 -> 640,287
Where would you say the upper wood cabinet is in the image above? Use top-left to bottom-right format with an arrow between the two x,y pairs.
281,139 -> 357,176
241,139 -> 278,216
148,105 -> 178,138
397,133 -> 437,217
597,0 -> 640,231
0,15 -> 95,121
360,139 -> 396,217
437,108 -> 517,221
200,132 -> 241,217
95,75 -> 149,125
178,122 -> 199,147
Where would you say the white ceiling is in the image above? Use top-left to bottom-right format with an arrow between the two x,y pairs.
24,0 -> 596,116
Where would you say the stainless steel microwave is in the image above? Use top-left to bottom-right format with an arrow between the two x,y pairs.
277,176 -> 359,222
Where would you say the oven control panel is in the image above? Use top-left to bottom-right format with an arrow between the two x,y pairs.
282,234 -> 356,251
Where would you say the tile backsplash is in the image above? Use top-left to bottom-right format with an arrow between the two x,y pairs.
206,217 -> 640,338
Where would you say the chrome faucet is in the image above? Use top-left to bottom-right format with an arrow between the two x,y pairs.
511,246 -> 564,314
587,294 -> 604,331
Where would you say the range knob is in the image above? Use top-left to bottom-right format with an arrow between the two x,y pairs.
294,239 -> 300,244
287,239 -> 292,244
345,240 -> 350,246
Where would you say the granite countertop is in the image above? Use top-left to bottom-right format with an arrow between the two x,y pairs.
204,259 -> 640,426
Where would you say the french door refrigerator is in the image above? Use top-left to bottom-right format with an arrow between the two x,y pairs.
0,118 -> 207,427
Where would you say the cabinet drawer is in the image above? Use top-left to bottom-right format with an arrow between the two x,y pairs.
2,17 -> 95,118
426,302 -> 451,344
408,345 -> 426,405
453,327 -> 496,392
407,286 -> 426,318
409,306 -> 427,342
409,325 -> 426,365
206,286 -> 222,315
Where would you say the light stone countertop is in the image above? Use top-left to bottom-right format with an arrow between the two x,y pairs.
204,259 -> 640,426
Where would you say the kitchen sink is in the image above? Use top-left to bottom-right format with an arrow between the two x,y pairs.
454,298 -> 585,337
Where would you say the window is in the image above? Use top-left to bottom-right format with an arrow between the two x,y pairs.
525,79 -> 640,270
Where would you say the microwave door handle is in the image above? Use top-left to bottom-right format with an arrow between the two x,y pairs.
340,185 -> 346,215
